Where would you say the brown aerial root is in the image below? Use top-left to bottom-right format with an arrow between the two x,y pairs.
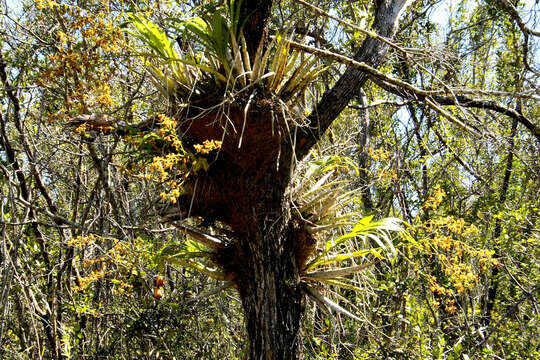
291,218 -> 319,272
179,100 -> 287,172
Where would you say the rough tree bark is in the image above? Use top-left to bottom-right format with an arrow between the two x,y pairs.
238,171 -> 305,359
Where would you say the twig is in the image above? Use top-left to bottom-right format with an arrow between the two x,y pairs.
167,221 -> 226,250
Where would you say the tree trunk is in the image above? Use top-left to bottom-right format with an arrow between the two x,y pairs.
176,106 -> 305,358
296,0 -> 412,159
235,171 -> 305,359
240,216 -> 305,359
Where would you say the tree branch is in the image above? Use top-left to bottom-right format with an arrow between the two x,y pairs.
496,0 -> 540,37
69,114 -> 159,135
372,78 -> 540,140
494,0 -> 540,74
294,0 -> 412,160
167,221 -> 226,250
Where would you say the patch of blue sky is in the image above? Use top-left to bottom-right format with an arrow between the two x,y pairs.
5,0 -> 25,16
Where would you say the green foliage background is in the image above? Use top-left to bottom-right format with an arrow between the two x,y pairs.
0,0 -> 538,359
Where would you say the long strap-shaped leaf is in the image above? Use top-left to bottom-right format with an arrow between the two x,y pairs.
305,248 -> 382,271
303,285 -> 362,322
167,257 -> 226,281
186,282 -> 233,304
322,217 -> 402,256
304,262 -> 376,280
319,278 -> 363,292
169,222 -> 226,250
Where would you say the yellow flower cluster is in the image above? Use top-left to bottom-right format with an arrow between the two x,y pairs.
81,257 -> 105,267
57,31 -> 69,44
445,299 -> 457,315
424,185 -> 446,210
424,216 -> 479,236
35,0 -> 59,10
375,168 -> 398,183
446,263 -> 477,294
418,213 -> 498,297
412,185 -> 498,300
368,147 -> 391,161
430,298 -> 457,314
134,115 -> 218,204
68,234 -> 97,248
96,83 -> 113,107
70,234 -> 135,295
34,0 -> 126,125
74,123 -> 89,134
160,180 -> 182,203
157,114 -> 182,150
76,238 -> 128,267
428,276 -> 450,296
481,249 -> 497,267
142,115 -> 217,203
158,114 -> 176,129
150,153 -> 184,181
112,282 -> 133,296
149,152 -> 187,203
111,241 -> 129,267
193,139 -> 223,154
74,270 -> 106,292
140,115 -> 188,202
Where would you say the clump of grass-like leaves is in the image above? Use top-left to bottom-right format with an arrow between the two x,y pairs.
126,0 -> 328,110
293,155 -> 410,321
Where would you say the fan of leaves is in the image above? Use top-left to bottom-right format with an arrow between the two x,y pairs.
291,155 -> 410,321
126,0 -> 328,110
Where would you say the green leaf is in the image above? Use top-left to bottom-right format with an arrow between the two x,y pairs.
306,248 -> 381,271
319,278 -> 363,292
